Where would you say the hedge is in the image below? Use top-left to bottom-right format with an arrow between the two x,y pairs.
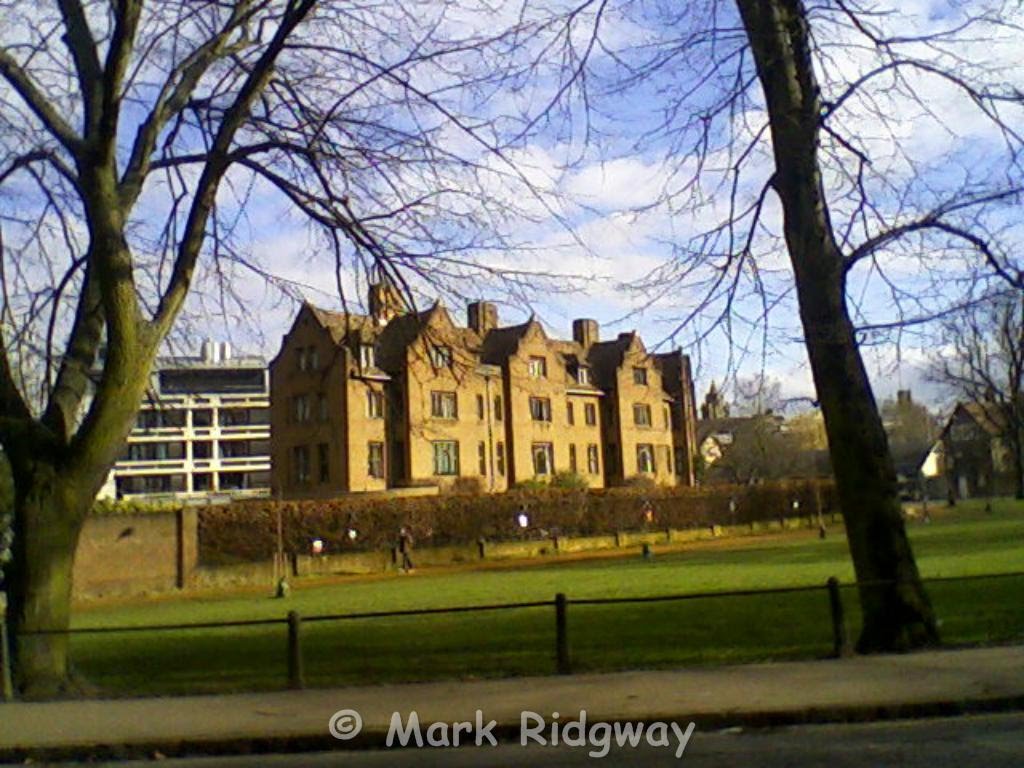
197,480 -> 836,565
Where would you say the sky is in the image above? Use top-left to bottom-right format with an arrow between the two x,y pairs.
3,0 -> 1022,415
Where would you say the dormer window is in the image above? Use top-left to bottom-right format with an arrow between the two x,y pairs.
528,356 -> 547,379
577,365 -> 591,385
430,345 -> 453,368
359,344 -> 376,370
633,366 -> 648,385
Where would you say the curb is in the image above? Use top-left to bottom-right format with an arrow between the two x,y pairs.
3,694 -> 1024,764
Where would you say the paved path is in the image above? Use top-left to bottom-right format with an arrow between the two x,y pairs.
1,645 -> 1022,761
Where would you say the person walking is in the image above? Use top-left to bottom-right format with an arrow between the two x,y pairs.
398,525 -> 415,573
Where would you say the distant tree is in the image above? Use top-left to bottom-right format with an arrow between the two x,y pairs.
732,375 -> 785,417
880,392 -> 939,467
711,415 -> 796,484
930,294 -> 1024,499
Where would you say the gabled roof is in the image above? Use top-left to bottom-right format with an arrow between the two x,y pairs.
959,401 -> 1009,436
479,320 -> 532,365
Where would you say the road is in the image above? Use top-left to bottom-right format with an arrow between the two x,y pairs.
98,712 -> 1024,767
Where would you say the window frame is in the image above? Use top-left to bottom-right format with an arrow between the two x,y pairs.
633,403 -> 652,427
528,356 -> 548,379
532,442 -> 554,476
367,389 -> 385,419
367,441 -> 385,478
359,343 -> 376,369
637,443 -> 656,473
430,344 -> 453,369
529,396 -> 552,422
430,390 -> 458,420
432,440 -> 460,476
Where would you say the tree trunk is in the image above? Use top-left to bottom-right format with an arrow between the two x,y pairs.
5,462 -> 88,698
736,0 -> 938,651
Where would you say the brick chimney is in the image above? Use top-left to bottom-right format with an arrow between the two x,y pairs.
572,318 -> 599,348
467,301 -> 498,335
368,281 -> 404,325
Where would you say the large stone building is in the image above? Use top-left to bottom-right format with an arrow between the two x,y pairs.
270,284 -> 698,498
98,341 -> 271,501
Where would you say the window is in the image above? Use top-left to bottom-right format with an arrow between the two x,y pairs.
293,394 -> 311,422
367,390 -> 384,419
496,441 -> 506,476
637,443 -> 656,473
430,345 -> 453,368
569,444 -> 578,473
528,356 -> 548,379
494,395 -> 503,421
368,441 -> 385,478
478,441 -> 487,474
298,346 -> 319,371
662,445 -> 673,473
431,391 -> 458,419
432,440 -> 459,475
318,443 -> 330,483
477,394 -> 485,420
633,403 -> 652,427
567,402 -> 575,425
193,408 -> 213,427
587,444 -> 600,475
584,402 -> 597,426
532,442 -> 554,475
633,366 -> 648,385
359,344 -> 375,369
577,366 -> 591,385
318,393 -> 328,421
664,406 -> 670,430
293,445 -> 310,484
529,396 -> 552,422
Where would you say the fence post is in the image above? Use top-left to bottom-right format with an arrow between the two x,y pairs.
555,593 -> 571,675
1,607 -> 13,702
826,577 -> 851,658
287,611 -> 304,689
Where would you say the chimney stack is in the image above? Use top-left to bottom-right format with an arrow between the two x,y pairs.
897,389 -> 912,407
368,281 -> 405,325
467,301 -> 499,335
572,318 -> 599,348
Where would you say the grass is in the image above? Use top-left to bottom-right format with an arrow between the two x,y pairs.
69,498 -> 1024,696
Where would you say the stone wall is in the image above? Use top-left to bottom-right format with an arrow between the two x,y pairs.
73,509 -> 197,598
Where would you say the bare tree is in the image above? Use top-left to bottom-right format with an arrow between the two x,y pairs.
930,293 -> 1024,499
0,0 -> 597,696
550,0 -> 1024,651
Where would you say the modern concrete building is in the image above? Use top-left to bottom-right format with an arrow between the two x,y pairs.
98,341 -> 271,501
270,283 -> 698,498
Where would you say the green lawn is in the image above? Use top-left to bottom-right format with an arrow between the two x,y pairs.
70,498 -> 1024,696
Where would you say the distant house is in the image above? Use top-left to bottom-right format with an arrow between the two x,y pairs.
696,386 -> 828,484
922,402 -> 1019,499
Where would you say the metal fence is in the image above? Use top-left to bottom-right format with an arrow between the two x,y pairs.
4,573 -> 1019,704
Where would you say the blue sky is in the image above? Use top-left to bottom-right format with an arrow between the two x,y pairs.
3,0 -> 1021,415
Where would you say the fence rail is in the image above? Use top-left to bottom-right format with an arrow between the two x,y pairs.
6,571 -> 1024,696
